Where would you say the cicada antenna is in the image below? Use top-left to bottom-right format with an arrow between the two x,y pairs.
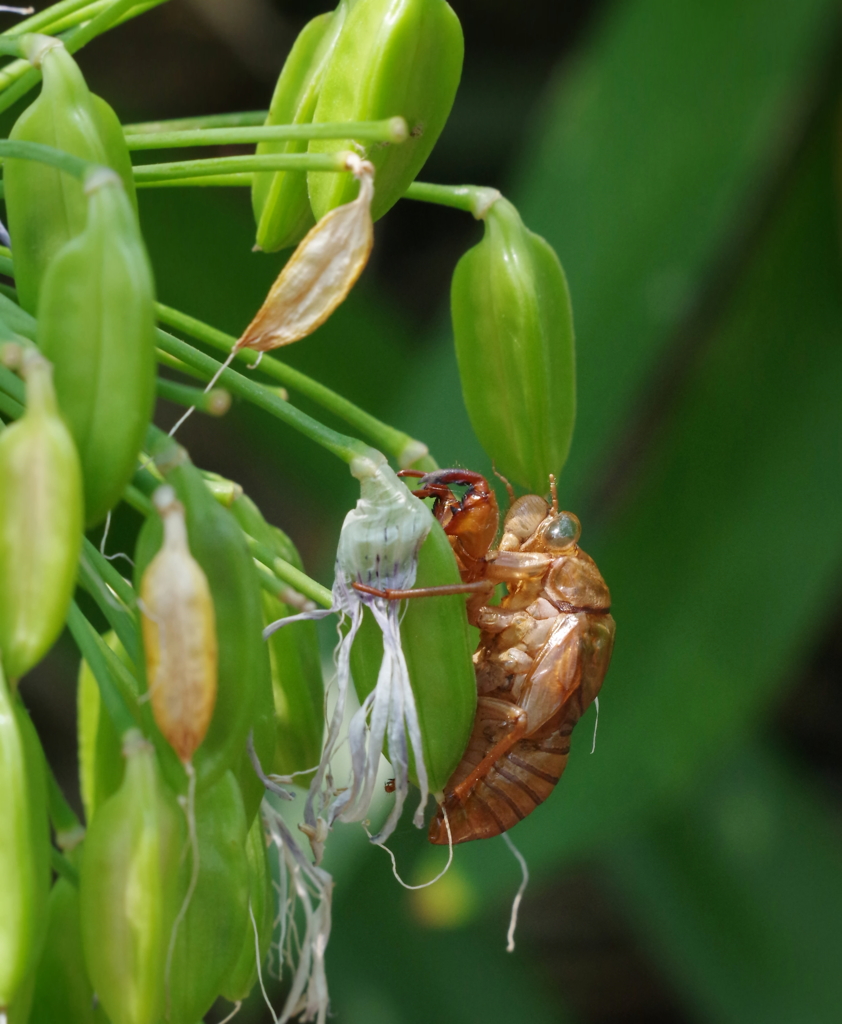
549,474 -> 559,515
492,463 -> 516,508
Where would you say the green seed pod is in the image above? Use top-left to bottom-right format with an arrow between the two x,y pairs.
0,353 -> 83,685
219,810 -> 274,1004
5,35 -> 137,313
134,439 -> 273,801
252,5 -> 350,251
0,669 -> 51,1014
80,730 -> 184,1024
38,169 -> 156,527
166,771 -> 250,1024
77,632 -> 127,823
230,493 -> 323,781
29,876 -> 109,1024
451,196 -> 576,493
308,0 -> 464,222
350,517 -> 477,797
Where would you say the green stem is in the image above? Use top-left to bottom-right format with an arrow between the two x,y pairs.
77,545 -> 140,665
133,150 -> 348,183
0,36 -> 23,57
31,0 -> 163,35
156,376 -> 231,416
125,117 -> 408,150
135,172 -> 253,189
66,601 -> 139,737
0,0 -> 169,114
123,482 -> 155,517
155,347 -> 207,383
0,388 -> 22,419
155,326 -> 374,465
81,536 -> 136,610
247,537 -> 333,609
51,847 -> 80,888
404,181 -> 502,220
0,138 -> 93,179
124,110 -> 269,134
4,0 -> 94,37
0,362 -> 25,405
155,303 -> 433,470
46,769 -> 85,851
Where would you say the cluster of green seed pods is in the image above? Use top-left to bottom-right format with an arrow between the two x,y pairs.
254,0 -> 463,249
5,35 -> 136,313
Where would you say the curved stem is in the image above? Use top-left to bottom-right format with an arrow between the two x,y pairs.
125,118 -> 408,150
0,138 -> 94,178
135,173 -> 253,189
250,540 -> 334,610
404,181 -> 502,220
154,327 -> 373,465
133,150 -> 348,183
155,302 -> 434,470
124,111 -> 269,134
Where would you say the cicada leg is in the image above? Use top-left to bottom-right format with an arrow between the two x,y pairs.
448,696 -> 528,804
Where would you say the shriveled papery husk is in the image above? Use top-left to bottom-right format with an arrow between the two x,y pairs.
237,156 -> 374,352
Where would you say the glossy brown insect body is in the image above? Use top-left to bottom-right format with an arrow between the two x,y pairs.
400,469 -> 615,845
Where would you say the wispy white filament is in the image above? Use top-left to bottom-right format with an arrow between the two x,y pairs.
262,802 -> 334,1024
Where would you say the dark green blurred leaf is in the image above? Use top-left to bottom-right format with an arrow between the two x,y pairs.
515,0 -> 840,503
605,742 -> 842,1024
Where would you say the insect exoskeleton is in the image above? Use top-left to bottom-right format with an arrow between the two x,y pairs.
400,470 -> 615,845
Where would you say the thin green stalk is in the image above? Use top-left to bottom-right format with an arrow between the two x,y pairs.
4,0 -> 101,36
135,172 -> 252,189
155,326 -> 375,465
155,347 -> 207,383
404,181 -> 502,220
81,536 -> 136,610
0,388 -> 21,419
32,0 -> 162,34
0,138 -> 93,178
77,545 -> 140,665
133,150 -> 349,183
124,110 -> 269,134
123,482 -> 154,517
0,36 -> 23,57
46,768 -> 85,851
247,536 -> 333,610
155,303 -> 433,470
51,848 -> 80,888
124,117 -> 408,150
0,252 -> 13,277
0,0 -> 169,114
0,362 -> 25,404
156,376 -> 231,416
66,601 -> 139,737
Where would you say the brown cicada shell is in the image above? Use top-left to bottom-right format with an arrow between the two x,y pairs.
398,469 -> 616,844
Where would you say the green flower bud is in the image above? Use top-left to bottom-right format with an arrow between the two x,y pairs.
219,806 -> 273,1004
308,0 -> 464,222
80,731 -> 184,1024
0,353 -> 83,685
350,517 -> 477,796
77,632 -> 127,823
38,169 -> 156,527
451,196 -> 576,492
5,36 -> 137,313
252,5 -> 350,251
166,771 -> 250,1024
0,669 -> 51,1013
29,876 -> 109,1024
135,437 -> 273,801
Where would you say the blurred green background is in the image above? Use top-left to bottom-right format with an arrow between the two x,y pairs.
14,0 -> 842,1021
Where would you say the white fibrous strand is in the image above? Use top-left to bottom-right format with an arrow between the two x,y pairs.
262,801 -> 333,1024
263,451 -> 433,855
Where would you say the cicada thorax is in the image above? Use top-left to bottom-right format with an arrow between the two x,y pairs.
428,488 -> 615,845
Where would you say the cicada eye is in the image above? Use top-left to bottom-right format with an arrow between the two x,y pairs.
544,513 -> 581,549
